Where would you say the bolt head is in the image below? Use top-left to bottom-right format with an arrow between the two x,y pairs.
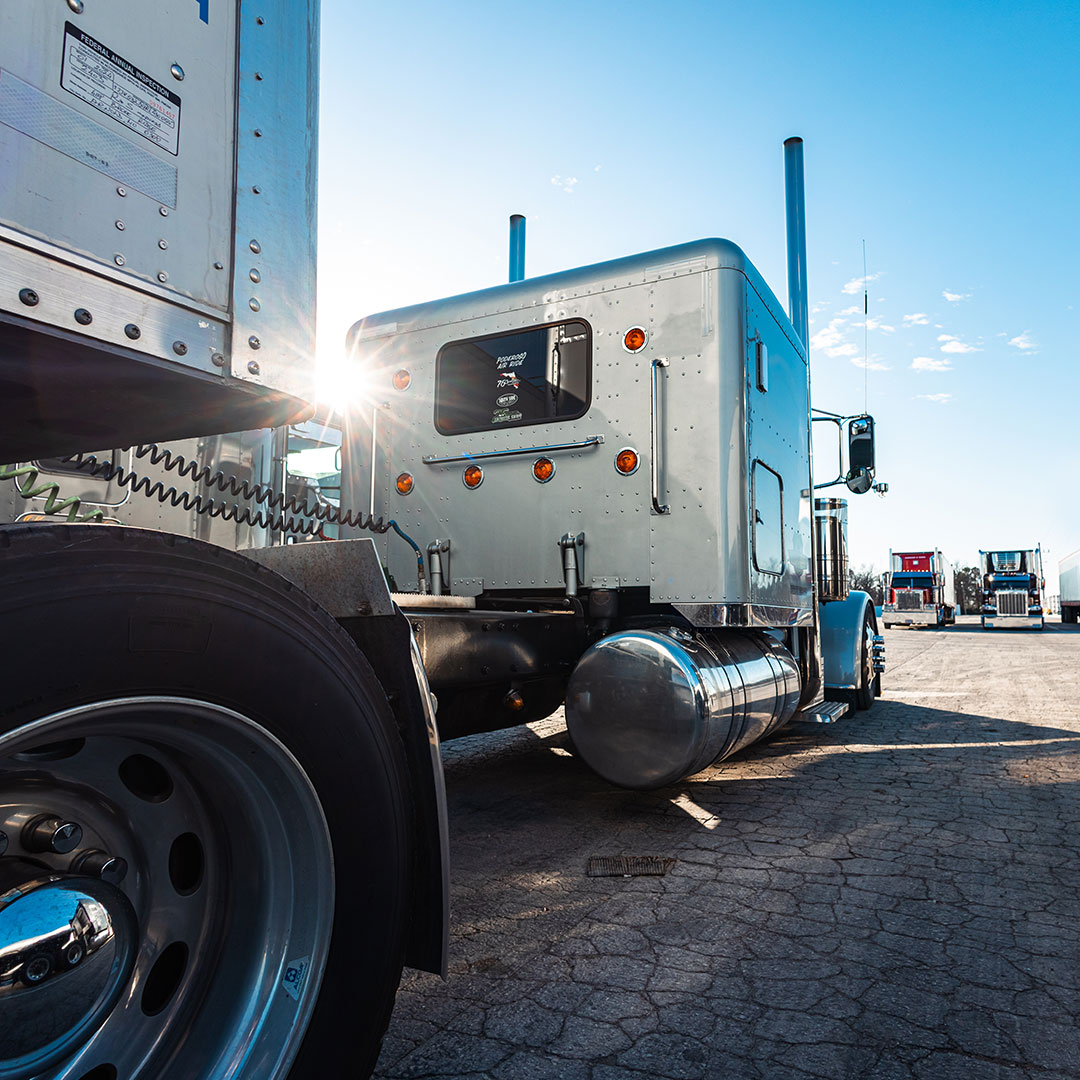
172,340 -> 188,356
211,352 -> 226,367
249,239 -> 261,254
124,323 -> 141,340
158,239 -> 168,250
74,308 -> 93,326
67,0 -> 84,12
170,63 -> 185,81
116,186 -> 127,197
249,268 -> 261,283
249,297 -> 260,312
157,271 -> 169,283
18,288 -> 39,307
25,817 -> 84,855
159,206 -> 170,217
247,359 -> 261,375
115,219 -> 125,231
248,335 -> 261,350
114,254 -> 126,266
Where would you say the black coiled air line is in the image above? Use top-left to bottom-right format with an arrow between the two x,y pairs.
2,445 -> 425,584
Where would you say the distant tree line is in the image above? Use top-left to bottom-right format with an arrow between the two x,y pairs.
849,564 -> 983,613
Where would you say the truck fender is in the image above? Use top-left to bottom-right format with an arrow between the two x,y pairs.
247,539 -> 449,977
819,589 -> 876,689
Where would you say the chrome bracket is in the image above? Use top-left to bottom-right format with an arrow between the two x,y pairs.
559,532 -> 585,597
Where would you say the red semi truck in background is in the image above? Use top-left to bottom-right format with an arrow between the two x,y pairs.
882,550 -> 957,628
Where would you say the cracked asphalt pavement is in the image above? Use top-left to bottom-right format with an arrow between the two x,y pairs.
374,616 -> 1080,1079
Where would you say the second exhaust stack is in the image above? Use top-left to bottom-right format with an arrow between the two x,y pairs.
784,137 -> 808,349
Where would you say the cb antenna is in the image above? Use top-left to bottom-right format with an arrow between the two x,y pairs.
862,239 -> 869,413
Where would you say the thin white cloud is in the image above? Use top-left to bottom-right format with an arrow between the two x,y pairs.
911,356 -> 953,372
593,164 -> 602,172
550,175 -> 579,194
918,393 -> 952,403
851,355 -> 891,371
810,317 -> 854,357
903,313 -> 930,325
942,290 -> 970,303
939,337 -> 980,354
1008,332 -> 1037,352
857,317 -> 895,333
838,305 -> 861,316
842,272 -> 883,295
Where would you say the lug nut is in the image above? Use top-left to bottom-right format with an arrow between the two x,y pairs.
24,815 -> 83,854
73,849 -> 129,885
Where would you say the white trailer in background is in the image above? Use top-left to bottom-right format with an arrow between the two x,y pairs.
882,549 -> 957,628
1060,549 -> 1080,625
980,547 -> 1045,629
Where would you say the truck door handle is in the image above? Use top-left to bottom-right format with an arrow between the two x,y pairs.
651,357 -> 670,515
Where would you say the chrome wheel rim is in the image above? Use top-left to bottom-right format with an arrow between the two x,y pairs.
0,697 -> 333,1080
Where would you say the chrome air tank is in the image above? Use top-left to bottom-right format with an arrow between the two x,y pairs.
565,629 -> 801,789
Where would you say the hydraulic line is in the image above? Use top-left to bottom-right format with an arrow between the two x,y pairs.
0,463 -> 105,523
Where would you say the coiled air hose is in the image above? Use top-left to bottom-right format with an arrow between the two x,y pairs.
2,446 -> 426,589
0,463 -> 105,523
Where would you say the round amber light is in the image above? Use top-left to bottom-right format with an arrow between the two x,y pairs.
615,448 -> 640,475
532,457 -> 555,483
392,369 -> 411,391
463,465 -> 483,489
623,326 -> 647,352
396,472 -> 414,495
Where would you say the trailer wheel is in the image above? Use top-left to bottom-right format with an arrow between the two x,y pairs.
0,525 -> 411,1080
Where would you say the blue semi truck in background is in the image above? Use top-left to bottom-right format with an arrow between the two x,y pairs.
979,548 -> 1045,629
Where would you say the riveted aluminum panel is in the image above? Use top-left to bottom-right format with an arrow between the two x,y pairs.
745,282 -> 813,618
344,239 -> 808,617
0,0 -> 317,455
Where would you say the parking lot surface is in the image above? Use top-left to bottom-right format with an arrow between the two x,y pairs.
374,617 -> 1080,1079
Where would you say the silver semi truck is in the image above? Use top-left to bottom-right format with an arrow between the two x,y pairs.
0,4 -> 447,1078
1,3 -> 885,1077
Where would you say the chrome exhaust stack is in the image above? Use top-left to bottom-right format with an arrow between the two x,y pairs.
784,136 -> 809,348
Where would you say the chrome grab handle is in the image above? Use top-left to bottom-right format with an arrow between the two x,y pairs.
422,435 -> 604,466
651,357 -> 669,515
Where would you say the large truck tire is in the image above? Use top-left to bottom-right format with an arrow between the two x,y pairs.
852,609 -> 877,710
0,524 -> 411,1080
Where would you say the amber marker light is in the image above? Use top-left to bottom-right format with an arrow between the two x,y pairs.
396,472 -> 414,495
392,369 -> 411,391
463,464 -> 483,489
503,690 -> 525,711
532,457 -> 555,483
623,326 -> 647,352
615,448 -> 640,475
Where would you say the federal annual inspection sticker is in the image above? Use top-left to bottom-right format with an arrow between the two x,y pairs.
281,955 -> 310,1002
60,22 -> 181,155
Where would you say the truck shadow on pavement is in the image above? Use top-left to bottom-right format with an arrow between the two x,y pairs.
376,702 -> 1080,1080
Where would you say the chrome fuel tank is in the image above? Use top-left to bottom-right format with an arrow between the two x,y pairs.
565,628 -> 801,789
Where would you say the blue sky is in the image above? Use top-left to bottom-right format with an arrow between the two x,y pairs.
316,0 -> 1079,591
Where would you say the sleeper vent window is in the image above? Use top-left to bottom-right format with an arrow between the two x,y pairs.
434,320 -> 591,435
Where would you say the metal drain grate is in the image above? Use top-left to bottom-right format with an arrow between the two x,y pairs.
587,855 -> 676,877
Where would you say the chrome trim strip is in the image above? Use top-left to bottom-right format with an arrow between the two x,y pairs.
422,435 -> 604,465
673,602 -> 815,628
651,357 -> 669,514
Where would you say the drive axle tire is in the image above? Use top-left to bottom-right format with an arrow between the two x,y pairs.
0,524 -> 411,1080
